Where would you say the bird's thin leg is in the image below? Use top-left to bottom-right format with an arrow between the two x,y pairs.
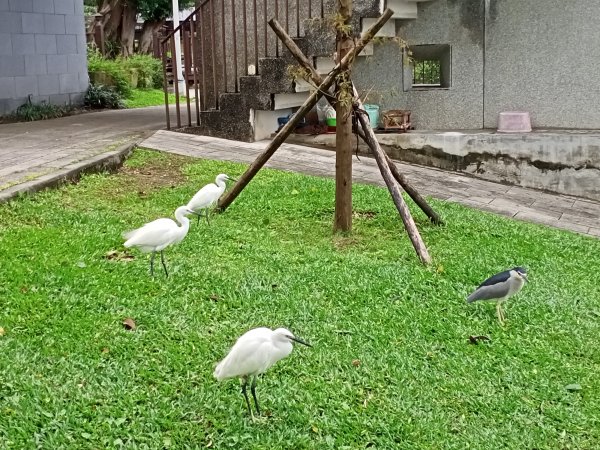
160,250 -> 169,277
250,375 -> 260,415
196,213 -> 200,225
240,376 -> 252,416
496,302 -> 505,325
205,209 -> 210,225
149,251 -> 156,276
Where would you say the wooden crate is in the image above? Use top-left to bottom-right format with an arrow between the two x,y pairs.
381,110 -> 412,132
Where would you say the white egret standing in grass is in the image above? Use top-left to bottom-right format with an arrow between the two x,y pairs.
122,205 -> 194,277
214,327 -> 311,416
187,174 -> 236,225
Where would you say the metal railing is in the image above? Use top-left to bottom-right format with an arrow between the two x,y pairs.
161,0 -> 326,129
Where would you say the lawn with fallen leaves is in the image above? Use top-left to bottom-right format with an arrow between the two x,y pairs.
0,149 -> 599,449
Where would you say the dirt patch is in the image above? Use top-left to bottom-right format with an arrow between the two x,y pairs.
353,210 -> 377,220
118,153 -> 193,196
333,235 -> 360,250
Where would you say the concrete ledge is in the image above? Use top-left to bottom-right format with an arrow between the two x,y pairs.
0,143 -> 135,204
288,130 -> 600,201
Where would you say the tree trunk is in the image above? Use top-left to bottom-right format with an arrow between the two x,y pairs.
269,17 -> 443,226
139,19 -> 163,54
120,1 -> 137,57
334,0 -> 353,233
97,0 -> 123,42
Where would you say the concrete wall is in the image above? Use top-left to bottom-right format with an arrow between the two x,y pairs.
353,0 -> 600,130
354,0 -> 485,130
290,130 -> 600,201
484,0 -> 600,129
0,0 -> 88,116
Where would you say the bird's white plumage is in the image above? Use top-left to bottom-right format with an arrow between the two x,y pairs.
123,206 -> 192,253
214,327 -> 295,381
187,174 -> 231,214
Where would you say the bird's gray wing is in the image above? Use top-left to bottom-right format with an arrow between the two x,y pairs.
467,283 -> 509,303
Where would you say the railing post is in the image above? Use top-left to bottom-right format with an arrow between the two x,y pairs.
190,13 -> 201,125
221,0 -> 227,93
161,41 -> 171,130
243,0 -> 248,76
231,0 -> 238,91
171,34 -> 181,128
183,23 -> 192,127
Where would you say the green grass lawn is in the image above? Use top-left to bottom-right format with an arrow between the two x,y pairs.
124,89 -> 184,109
1,149 -> 599,449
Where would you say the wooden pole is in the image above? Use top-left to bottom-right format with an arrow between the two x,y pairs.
218,10 -> 394,211
354,126 -> 443,225
269,16 -> 443,225
354,88 -> 431,264
334,0 -> 353,232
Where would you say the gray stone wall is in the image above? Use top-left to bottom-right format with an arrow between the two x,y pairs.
0,0 -> 88,116
354,0 -> 485,130
353,0 -> 600,130
484,0 -> 600,129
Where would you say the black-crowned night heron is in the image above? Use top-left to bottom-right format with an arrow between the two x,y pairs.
467,267 -> 528,323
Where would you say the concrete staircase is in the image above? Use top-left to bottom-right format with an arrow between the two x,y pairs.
169,0 -> 433,141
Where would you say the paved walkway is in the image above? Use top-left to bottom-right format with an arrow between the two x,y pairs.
1,109 -> 599,237
141,130 -> 600,238
0,106 -> 173,190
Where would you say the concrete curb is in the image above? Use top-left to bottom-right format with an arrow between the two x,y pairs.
0,142 -> 136,204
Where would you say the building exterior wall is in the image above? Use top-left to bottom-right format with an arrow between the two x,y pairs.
484,0 -> 600,129
0,0 -> 88,116
354,0 -> 600,130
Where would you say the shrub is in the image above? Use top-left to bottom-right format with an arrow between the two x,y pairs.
87,49 -> 164,94
87,48 -> 131,97
84,83 -> 125,109
122,54 -> 164,89
9,98 -> 70,121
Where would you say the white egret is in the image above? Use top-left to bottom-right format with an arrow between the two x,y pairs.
214,327 -> 311,416
122,205 -> 194,277
187,174 -> 236,225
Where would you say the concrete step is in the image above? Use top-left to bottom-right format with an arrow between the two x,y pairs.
258,57 -> 295,95
386,0 -> 418,19
361,17 -> 397,37
273,91 -> 310,109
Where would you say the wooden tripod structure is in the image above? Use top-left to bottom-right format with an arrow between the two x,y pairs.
218,6 -> 442,265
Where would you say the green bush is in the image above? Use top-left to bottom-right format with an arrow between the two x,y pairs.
84,83 -> 125,109
9,98 -> 70,121
87,49 -> 164,94
122,54 -> 164,89
87,48 -> 131,97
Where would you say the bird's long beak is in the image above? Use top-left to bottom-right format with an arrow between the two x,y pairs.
290,336 -> 311,347
522,273 -> 529,283
228,177 -> 237,182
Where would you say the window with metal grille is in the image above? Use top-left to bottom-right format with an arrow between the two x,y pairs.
413,59 -> 442,86
405,44 -> 451,90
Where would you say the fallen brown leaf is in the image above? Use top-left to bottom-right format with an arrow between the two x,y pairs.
469,335 -> 491,345
123,318 -> 136,331
209,294 -> 220,302
105,250 -> 135,262
352,359 -> 361,367
101,347 -> 110,354
0,327 -> 5,336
